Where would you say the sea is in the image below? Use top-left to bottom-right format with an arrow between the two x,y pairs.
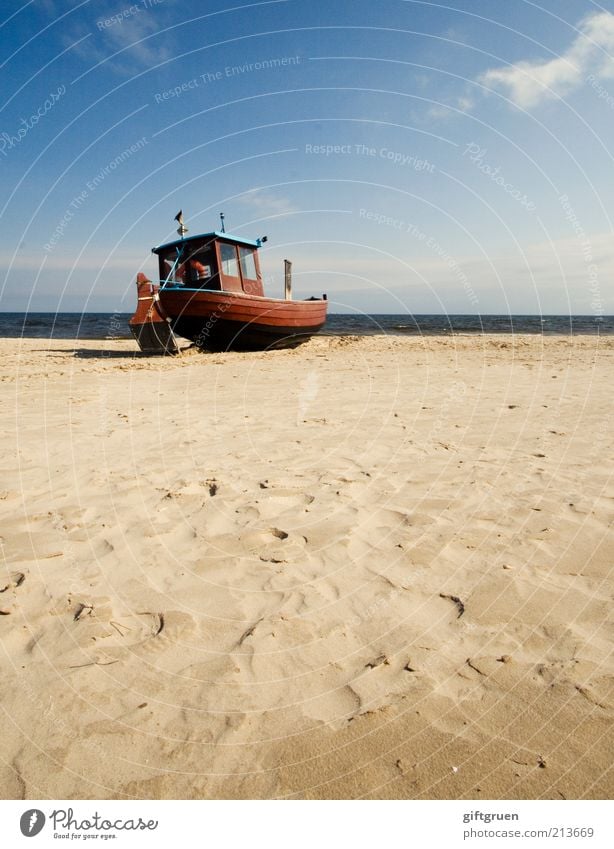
0,312 -> 611,339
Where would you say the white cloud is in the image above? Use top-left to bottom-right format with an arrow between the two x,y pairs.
99,12 -> 172,69
61,2 -> 173,74
238,190 -> 298,216
479,11 -> 614,108
425,104 -> 452,121
424,95 -> 475,122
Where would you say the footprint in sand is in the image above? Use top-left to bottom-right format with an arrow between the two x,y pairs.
121,610 -> 199,654
70,598 -> 197,654
242,527 -> 290,548
70,597 -> 156,637
0,571 -> 26,614
255,490 -> 315,521
108,611 -> 165,641
239,527 -> 312,565
0,571 -> 25,593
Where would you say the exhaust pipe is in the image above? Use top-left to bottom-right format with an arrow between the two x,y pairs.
284,259 -> 292,300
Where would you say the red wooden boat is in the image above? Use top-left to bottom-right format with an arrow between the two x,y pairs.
129,213 -> 327,353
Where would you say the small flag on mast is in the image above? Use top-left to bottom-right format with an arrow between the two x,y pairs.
175,210 -> 188,237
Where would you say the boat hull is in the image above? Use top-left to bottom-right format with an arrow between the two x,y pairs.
128,274 -> 179,354
158,288 -> 327,351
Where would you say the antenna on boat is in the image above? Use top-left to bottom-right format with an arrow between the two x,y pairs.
174,210 -> 188,238
219,212 -> 225,233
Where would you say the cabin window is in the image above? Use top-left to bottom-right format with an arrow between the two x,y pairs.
239,247 -> 258,280
220,243 -> 240,277
183,246 -> 218,288
161,250 -> 184,285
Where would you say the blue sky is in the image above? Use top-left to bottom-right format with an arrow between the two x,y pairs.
1,0 -> 613,314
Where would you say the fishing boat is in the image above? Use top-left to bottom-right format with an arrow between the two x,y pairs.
129,212 -> 328,353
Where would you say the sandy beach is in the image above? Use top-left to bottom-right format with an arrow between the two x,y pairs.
0,332 -> 612,800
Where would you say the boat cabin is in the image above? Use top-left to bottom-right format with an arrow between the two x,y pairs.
152,231 -> 264,297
